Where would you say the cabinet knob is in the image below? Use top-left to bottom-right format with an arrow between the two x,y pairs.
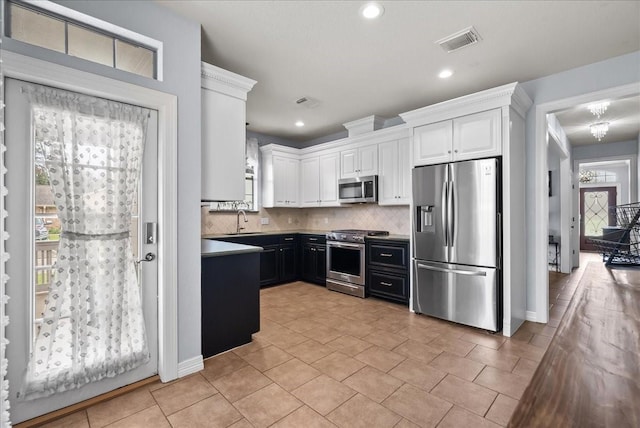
448,150 -> 451,154
454,149 -> 458,153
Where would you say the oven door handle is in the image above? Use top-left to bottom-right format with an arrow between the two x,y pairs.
328,241 -> 364,249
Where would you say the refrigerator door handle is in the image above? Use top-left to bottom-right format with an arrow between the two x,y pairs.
497,212 -> 502,269
449,181 -> 456,246
441,181 -> 448,246
417,263 -> 487,277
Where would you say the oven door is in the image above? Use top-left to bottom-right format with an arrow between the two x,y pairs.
326,240 -> 365,285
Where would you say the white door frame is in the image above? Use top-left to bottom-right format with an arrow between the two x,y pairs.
2,51 -> 179,382
532,81 -> 640,324
546,129 -> 572,273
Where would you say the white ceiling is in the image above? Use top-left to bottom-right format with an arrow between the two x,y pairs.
553,95 -> 640,146
157,1 -> 640,143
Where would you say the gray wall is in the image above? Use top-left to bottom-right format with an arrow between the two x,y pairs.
520,51 -> 640,313
572,139 -> 638,161
2,0 -> 203,364
547,150 -> 561,237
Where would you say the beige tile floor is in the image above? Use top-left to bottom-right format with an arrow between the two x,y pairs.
36,256 -> 597,428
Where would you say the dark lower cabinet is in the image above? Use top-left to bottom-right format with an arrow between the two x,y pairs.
279,235 -> 298,283
300,234 -> 327,285
259,245 -> 280,286
366,238 -> 409,305
201,252 -> 260,358
215,234 -> 299,287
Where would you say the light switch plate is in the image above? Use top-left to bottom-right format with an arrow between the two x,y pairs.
260,217 -> 269,225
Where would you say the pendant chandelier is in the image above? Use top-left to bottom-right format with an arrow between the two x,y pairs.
587,101 -> 610,118
590,122 -> 609,141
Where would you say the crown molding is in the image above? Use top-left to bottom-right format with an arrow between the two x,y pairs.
400,82 -> 532,126
201,61 -> 257,101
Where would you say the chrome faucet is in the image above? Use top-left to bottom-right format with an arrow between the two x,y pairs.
236,209 -> 248,233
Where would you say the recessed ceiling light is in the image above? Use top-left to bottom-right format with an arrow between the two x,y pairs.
295,121 -> 305,127
438,69 -> 453,79
360,2 -> 384,19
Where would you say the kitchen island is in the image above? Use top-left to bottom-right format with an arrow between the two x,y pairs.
201,239 -> 262,358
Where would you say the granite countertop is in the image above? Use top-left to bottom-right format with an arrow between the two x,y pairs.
202,230 -> 410,241
202,230 -> 330,239
201,239 -> 263,258
367,234 -> 410,242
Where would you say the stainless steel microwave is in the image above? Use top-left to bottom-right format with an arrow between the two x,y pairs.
338,175 -> 378,204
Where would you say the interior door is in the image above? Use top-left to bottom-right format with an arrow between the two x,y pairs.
4,78 -> 159,423
579,187 -> 617,251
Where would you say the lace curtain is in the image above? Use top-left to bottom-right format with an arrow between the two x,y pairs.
21,84 -> 151,400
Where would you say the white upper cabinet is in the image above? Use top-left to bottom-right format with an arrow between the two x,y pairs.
319,153 -> 339,206
300,153 -> 339,207
261,145 -> 300,208
201,62 -> 256,201
273,156 -> 299,207
378,138 -> 411,205
340,145 -> 378,178
413,121 -> 453,166
453,108 -> 502,161
300,157 -> 320,207
412,108 -> 501,166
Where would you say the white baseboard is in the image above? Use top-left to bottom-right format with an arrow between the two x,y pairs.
177,355 -> 204,378
526,311 -> 538,322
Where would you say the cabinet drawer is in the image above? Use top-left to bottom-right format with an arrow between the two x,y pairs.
300,234 -> 326,245
369,243 -> 408,269
279,234 -> 298,244
369,270 -> 408,302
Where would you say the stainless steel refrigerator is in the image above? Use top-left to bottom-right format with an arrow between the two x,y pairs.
412,158 -> 502,332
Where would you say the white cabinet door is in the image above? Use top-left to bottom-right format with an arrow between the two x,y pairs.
300,157 -> 320,207
201,87 -> 246,201
273,156 -> 289,206
397,137 -> 411,204
273,156 -> 299,206
286,158 -> 300,206
358,145 -> 378,176
319,153 -> 339,206
453,109 -> 501,161
340,145 -> 378,178
413,120 -> 453,166
378,139 -> 411,206
340,149 -> 358,178
378,141 -> 398,205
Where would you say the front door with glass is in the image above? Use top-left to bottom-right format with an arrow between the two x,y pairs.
579,187 -> 617,251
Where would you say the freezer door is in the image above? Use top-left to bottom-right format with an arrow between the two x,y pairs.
413,260 -> 500,331
413,164 -> 448,263
449,158 -> 499,268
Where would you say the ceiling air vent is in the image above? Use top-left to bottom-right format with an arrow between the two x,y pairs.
436,26 -> 482,53
295,96 -> 320,109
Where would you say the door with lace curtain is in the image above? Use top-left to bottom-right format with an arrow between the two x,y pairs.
4,78 -> 159,424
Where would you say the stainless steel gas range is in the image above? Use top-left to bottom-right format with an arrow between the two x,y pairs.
326,229 -> 389,298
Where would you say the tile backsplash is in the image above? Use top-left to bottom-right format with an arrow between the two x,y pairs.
201,204 -> 411,236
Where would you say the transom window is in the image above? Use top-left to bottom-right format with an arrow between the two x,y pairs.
5,0 -> 162,80
579,168 -> 618,184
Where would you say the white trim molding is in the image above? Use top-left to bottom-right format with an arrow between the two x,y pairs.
177,355 -> 204,378
399,82 -> 531,125
2,51 -> 179,385
201,62 -> 257,101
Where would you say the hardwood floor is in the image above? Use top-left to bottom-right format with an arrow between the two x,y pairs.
510,257 -> 640,427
